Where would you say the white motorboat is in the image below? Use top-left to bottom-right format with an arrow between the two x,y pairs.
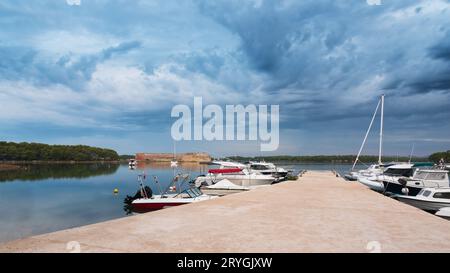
131,188 -> 215,212
210,160 -> 287,179
128,159 -> 137,169
126,173 -> 216,213
357,163 -> 416,192
170,160 -> 178,168
395,188 -> 450,212
435,207 -> 450,220
194,167 -> 276,187
246,161 -> 288,178
210,160 -> 248,169
383,168 -> 449,196
199,179 -> 251,196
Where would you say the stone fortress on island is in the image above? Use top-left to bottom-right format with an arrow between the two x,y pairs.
135,152 -> 211,163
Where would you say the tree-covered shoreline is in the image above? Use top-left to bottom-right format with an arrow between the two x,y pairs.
226,155 -> 431,164
429,150 -> 450,163
0,142 -> 119,161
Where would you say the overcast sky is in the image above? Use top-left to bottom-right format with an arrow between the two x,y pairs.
1,0 -> 449,157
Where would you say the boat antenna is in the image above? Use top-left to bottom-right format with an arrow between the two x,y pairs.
152,175 -> 164,196
351,96 -> 382,171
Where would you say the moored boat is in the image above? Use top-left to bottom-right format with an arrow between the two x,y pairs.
345,95 -> 385,181
131,188 -> 215,212
435,207 -> 450,220
358,163 -> 416,192
246,161 -> 288,179
128,159 -> 137,169
126,173 -> 216,213
383,167 -> 448,196
395,188 -> 450,212
194,167 -> 276,187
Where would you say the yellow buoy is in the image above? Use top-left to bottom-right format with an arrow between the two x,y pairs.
113,188 -> 119,194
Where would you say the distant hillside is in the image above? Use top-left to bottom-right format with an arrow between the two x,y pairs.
429,150 -> 450,163
0,141 -> 119,161
119,154 -> 135,160
226,155 -> 430,163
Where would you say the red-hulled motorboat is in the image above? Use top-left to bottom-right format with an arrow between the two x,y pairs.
126,173 -> 216,213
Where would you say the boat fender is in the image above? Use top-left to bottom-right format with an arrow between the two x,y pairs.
401,187 -> 409,195
398,178 -> 407,186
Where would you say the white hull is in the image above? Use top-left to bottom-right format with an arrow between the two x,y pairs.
357,176 -> 384,192
132,194 -> 216,211
435,207 -> 450,220
396,196 -> 450,212
195,173 -> 275,187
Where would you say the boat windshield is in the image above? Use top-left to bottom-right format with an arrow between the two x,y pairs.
185,188 -> 203,198
414,171 -> 447,181
251,164 -> 270,170
433,192 -> 450,199
383,168 -> 414,177
422,190 -> 432,197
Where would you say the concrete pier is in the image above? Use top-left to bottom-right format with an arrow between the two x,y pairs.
1,171 -> 450,253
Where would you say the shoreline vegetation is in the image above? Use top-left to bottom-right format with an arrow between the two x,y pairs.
0,141 -> 119,161
226,155 -> 436,164
0,141 -> 448,167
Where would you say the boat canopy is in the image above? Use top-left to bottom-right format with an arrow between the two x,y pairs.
388,164 -> 414,169
185,188 -> 203,198
413,170 -> 449,180
384,164 -> 414,177
211,161 -> 247,168
412,162 -> 434,167
208,168 -> 242,174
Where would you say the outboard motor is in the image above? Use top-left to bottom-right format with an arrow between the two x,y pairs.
124,186 -> 152,205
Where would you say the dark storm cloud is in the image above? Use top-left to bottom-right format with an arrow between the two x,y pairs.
429,31 -> 450,61
1,0 -> 450,155
0,41 -> 141,89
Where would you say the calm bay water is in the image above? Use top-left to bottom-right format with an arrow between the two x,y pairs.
0,162 -> 351,243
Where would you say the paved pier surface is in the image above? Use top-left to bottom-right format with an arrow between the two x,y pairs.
1,171 -> 450,253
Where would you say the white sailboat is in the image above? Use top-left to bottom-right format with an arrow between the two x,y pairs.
345,95 -> 387,189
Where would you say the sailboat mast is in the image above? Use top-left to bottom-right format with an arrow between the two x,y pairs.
173,141 -> 176,159
408,144 -> 415,163
351,98 -> 381,171
378,94 -> 384,165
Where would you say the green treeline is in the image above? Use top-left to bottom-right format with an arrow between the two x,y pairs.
119,154 -> 135,160
226,155 -> 430,163
429,150 -> 450,163
0,142 -> 119,161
